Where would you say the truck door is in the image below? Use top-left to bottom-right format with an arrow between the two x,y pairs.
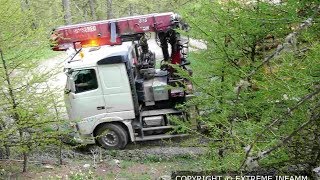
67,68 -> 107,120
98,63 -> 135,118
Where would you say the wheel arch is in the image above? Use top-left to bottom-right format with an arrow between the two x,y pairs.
93,120 -> 133,142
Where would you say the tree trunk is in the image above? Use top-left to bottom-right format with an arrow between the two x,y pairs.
20,0 -> 29,11
83,6 -> 88,21
128,3 -> 133,16
106,0 -> 112,19
0,124 -> 5,159
22,150 -> 27,172
0,49 -> 27,172
62,0 -> 72,25
89,0 -> 97,20
52,95 -> 63,165
0,121 -> 10,159
20,0 -> 37,29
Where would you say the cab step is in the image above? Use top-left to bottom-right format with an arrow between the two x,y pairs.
140,108 -> 181,117
135,134 -> 188,141
142,125 -> 173,131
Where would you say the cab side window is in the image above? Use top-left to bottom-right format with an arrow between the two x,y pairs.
73,69 -> 98,93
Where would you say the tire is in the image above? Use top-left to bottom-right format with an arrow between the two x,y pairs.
96,123 -> 128,150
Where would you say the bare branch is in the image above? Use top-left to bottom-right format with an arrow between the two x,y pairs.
239,87 -> 320,170
251,101 -> 320,162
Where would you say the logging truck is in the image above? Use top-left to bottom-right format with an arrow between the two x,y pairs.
50,12 -> 195,149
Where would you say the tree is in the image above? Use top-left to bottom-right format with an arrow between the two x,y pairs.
179,0 -> 320,173
0,0 -> 68,172
62,0 -> 72,25
89,0 -> 97,20
0,48 -> 68,172
107,0 -> 112,19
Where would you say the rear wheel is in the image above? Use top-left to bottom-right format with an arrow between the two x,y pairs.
96,124 -> 128,149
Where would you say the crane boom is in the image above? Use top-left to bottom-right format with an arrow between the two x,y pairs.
50,12 -> 183,51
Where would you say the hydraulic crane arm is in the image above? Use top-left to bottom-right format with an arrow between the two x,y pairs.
50,12 -> 186,51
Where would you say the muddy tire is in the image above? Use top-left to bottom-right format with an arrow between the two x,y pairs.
96,124 -> 128,150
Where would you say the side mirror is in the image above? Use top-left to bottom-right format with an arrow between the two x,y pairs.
64,89 -> 71,94
180,60 -> 191,67
68,69 -> 74,75
69,77 -> 76,93
64,68 -> 74,75
65,75 -> 77,95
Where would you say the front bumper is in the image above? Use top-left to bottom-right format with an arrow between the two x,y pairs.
63,123 -> 95,145
72,132 -> 95,144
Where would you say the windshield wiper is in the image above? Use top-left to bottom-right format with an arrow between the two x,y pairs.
67,48 -> 82,63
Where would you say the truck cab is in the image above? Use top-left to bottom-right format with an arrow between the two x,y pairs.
65,43 -> 136,122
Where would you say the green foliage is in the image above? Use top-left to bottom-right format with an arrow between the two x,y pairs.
68,169 -> 96,180
58,0 -> 192,24
0,0 -> 318,175
0,0 -> 70,173
0,0 -> 62,61
178,0 -> 320,171
45,169 -> 99,180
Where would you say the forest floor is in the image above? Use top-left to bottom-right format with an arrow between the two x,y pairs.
1,136 -> 210,179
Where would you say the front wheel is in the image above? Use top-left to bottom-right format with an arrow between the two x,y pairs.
96,124 -> 128,150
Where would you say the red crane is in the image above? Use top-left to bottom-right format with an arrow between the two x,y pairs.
50,12 -> 188,65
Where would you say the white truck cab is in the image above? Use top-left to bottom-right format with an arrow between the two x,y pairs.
65,43 -> 139,148
65,43 -> 135,121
